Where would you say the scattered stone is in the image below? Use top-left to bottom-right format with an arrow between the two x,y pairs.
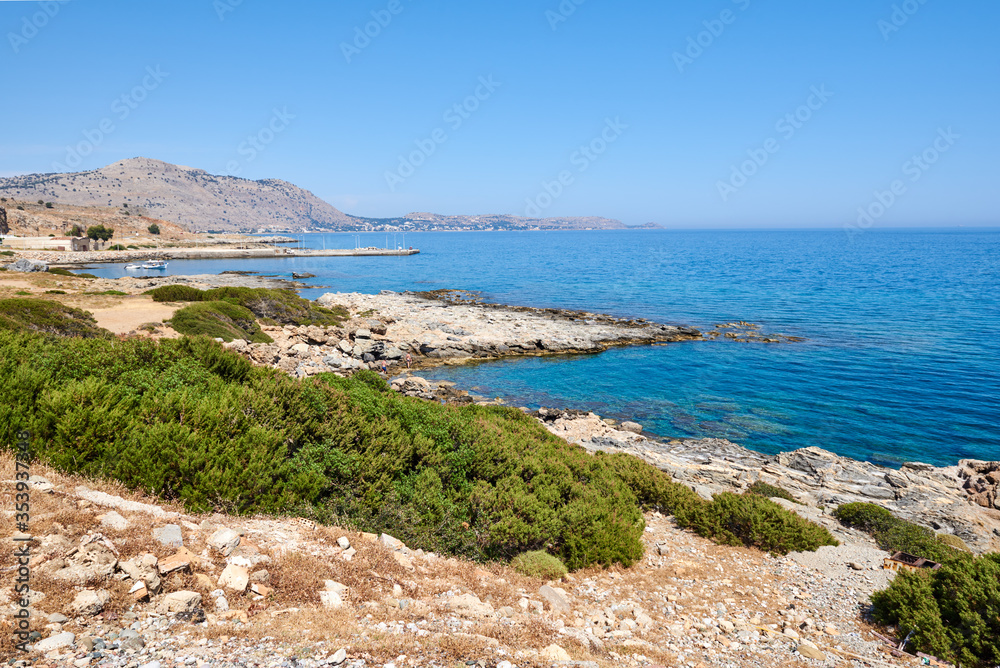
33,631 -> 75,652
99,510 -> 128,531
151,523 -> 183,547
538,584 -> 572,613
798,644 -> 827,660
540,643 -> 572,661
207,527 -> 241,556
218,563 -> 250,592
156,590 -> 202,615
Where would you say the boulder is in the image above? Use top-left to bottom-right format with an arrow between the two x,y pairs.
538,585 -> 572,613
320,590 -> 344,608
207,527 -> 241,556
540,644 -> 572,662
152,524 -> 183,547
798,644 -> 826,660
620,421 -> 644,434
156,590 -> 202,615
379,533 -> 405,551
218,564 -> 249,592
47,542 -> 118,585
5,258 -> 48,273
99,511 -> 128,531
446,593 -> 494,618
68,589 -> 110,616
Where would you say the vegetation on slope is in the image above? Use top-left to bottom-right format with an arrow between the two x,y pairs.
0,301 -> 838,570
168,301 -> 273,343
0,298 -> 111,338
833,502 -> 960,562
148,285 -> 348,327
870,553 -> 1000,668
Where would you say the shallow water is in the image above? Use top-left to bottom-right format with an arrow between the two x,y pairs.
84,228 -> 1000,466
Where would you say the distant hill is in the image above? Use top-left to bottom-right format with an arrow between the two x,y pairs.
0,158 -> 352,233
0,158 -> 648,233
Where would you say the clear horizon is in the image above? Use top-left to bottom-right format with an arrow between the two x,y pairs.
1,0 -> 998,228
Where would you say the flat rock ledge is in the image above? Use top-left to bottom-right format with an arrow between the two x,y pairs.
537,408 -> 1000,554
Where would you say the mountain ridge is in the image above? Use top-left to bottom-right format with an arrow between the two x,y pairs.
0,158 -> 656,232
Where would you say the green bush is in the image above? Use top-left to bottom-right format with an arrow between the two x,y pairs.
47,268 -> 76,277
87,290 -> 128,296
511,550 -> 568,580
0,251 -> 15,257
74,273 -> 98,279
937,533 -> 971,552
87,224 -> 114,241
871,553 -> 1000,668
0,299 -> 111,338
148,223 -> 160,235
747,480 -> 799,503
44,290 -> 67,295
147,286 -> 346,327
168,301 -> 273,343
834,502 -> 953,562
604,452 -> 837,555
108,244 -> 127,251
147,285 -> 205,302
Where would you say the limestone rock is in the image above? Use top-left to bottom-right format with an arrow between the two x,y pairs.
446,593 -> 494,618
540,643 -> 572,661
219,564 -> 250,592
798,643 -> 827,660
99,510 -> 128,531
538,584 -> 572,613
33,631 -> 75,652
152,524 -> 183,547
156,590 -> 202,615
47,542 -> 118,585
68,589 -> 110,616
320,590 -> 344,608
207,527 -> 241,556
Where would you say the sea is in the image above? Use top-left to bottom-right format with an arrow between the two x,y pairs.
84,228 -> 1000,468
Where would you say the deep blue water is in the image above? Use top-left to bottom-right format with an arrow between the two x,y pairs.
84,229 -> 1000,467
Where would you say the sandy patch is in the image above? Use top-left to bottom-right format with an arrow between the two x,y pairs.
88,297 -> 179,334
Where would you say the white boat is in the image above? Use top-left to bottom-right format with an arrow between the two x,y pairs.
124,263 -> 143,270
141,260 -> 168,270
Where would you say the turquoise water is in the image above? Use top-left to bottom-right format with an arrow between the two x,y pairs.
85,229 -> 1000,466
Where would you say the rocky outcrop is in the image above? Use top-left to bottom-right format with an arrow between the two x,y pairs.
536,409 -> 1000,554
0,205 -> 8,235
960,460 -> 1000,510
4,257 -> 48,272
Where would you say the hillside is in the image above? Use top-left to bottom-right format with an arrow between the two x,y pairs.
0,158 -> 353,234
0,159 -> 654,234
0,199 -> 189,241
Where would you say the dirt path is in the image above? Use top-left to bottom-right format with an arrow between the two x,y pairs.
88,297 -> 179,334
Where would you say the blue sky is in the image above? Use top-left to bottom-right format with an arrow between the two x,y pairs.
1,0 -> 997,227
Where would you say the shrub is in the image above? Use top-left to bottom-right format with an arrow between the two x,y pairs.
834,502 -> 953,562
204,287 -> 348,327
108,244 -> 127,251
870,553 -> 1000,668
74,273 -> 98,279
44,290 -> 67,295
47,268 -> 76,277
146,285 -> 207,302
168,301 -> 273,343
0,251 -> 14,256
45,202 -> 53,208
937,534 -> 971,552
603,451 -> 837,555
87,290 -> 128,296
0,298 -> 111,338
511,550 -> 568,580
148,223 -> 160,235
748,481 -> 799,503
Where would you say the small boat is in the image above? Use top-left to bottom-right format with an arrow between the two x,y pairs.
141,260 -> 168,270
124,263 -> 143,270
